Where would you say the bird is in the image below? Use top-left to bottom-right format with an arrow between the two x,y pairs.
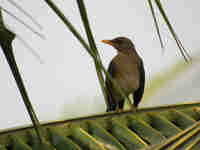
102,37 -> 145,112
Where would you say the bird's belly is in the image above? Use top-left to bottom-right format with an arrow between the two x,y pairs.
118,75 -> 139,93
112,74 -> 139,101
116,62 -> 140,92
110,54 -> 141,101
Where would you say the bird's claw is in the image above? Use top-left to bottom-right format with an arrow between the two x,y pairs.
116,108 -> 123,113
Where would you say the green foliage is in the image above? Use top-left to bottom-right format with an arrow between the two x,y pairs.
0,1 -> 194,147
149,0 -> 191,62
43,0 -> 131,105
0,8 -> 44,145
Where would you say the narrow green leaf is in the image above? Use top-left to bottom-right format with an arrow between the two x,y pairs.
44,0 -> 131,105
0,9 -> 45,144
43,0 -> 95,58
154,0 -> 192,62
48,129 -> 82,150
76,0 -> 98,55
0,6 -> 45,39
10,136 -> 32,150
0,6 -> 44,63
16,35 -> 44,64
147,0 -> 164,50
7,0 -> 43,30
76,0 -> 109,108
27,132 -> 55,150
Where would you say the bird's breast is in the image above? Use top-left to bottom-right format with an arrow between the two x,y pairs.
113,54 -> 141,94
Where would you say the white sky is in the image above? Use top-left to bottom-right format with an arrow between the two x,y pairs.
0,0 -> 199,129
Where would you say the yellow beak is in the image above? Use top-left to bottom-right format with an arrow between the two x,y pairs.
101,40 -> 114,46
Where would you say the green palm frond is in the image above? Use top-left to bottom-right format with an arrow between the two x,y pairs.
0,6 -> 44,39
0,9 -> 44,144
148,0 -> 164,50
43,0 -> 131,105
76,0 -> 108,105
7,0 -> 43,30
153,0 -> 192,62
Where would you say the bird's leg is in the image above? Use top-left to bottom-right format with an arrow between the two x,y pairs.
115,100 -> 124,113
130,105 -> 137,113
116,104 -> 122,113
106,102 -> 117,112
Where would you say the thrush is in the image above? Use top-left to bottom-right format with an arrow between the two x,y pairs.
102,37 -> 145,112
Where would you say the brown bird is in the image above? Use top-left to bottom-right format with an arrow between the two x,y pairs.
102,37 -> 145,112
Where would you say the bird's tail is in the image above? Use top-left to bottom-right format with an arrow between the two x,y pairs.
133,87 -> 144,108
105,87 -> 117,112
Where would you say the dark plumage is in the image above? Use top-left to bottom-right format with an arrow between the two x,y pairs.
102,37 -> 145,112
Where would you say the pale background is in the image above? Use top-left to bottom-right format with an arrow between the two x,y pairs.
0,0 -> 200,129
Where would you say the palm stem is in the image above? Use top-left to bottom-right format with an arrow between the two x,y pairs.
7,0 -> 43,29
76,0 -> 109,107
43,0 -> 131,105
0,9 -> 44,143
154,0 -> 192,62
148,0 -> 164,50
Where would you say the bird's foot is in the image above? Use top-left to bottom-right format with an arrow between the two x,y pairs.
106,105 -> 116,112
116,108 -> 123,113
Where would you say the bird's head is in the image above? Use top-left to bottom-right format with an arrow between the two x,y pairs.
102,37 -> 136,53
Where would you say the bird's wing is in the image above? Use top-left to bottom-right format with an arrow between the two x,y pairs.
133,61 -> 145,107
105,61 -> 117,109
107,61 -> 116,78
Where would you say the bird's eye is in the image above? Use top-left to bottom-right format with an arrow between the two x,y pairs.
116,39 -> 123,44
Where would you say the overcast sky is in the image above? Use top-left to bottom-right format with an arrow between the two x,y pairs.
0,0 -> 199,129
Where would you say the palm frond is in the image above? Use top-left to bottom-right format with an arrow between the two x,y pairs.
0,6 -> 45,39
148,0 -> 164,50
16,35 -> 45,64
7,0 -> 43,30
0,9 -> 45,144
154,0 -> 192,62
44,0 -> 131,105
76,0 -> 108,107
